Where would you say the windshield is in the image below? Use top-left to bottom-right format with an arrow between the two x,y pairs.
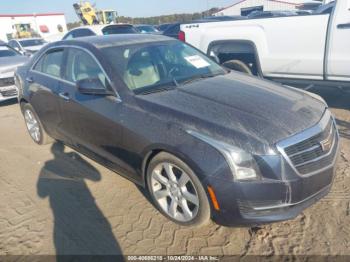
19,39 -> 46,47
0,46 -> 19,57
136,26 -> 159,33
102,40 -> 226,93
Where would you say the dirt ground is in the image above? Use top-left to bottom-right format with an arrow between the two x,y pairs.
0,85 -> 349,256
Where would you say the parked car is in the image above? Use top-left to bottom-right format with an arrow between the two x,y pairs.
162,22 -> 181,39
157,23 -> 173,32
135,24 -> 160,34
247,10 -> 300,19
62,24 -> 138,40
0,41 -> 28,102
16,34 -> 339,227
8,38 -> 47,56
201,15 -> 247,21
181,0 -> 348,88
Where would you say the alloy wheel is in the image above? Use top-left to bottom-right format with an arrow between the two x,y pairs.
150,162 -> 200,222
24,109 -> 41,142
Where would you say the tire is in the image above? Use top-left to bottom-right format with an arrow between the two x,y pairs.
146,152 -> 211,227
222,59 -> 253,75
21,103 -> 53,145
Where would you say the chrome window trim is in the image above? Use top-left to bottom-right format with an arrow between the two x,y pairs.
276,109 -> 339,178
30,44 -> 122,102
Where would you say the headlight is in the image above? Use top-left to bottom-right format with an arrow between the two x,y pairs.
187,130 -> 261,181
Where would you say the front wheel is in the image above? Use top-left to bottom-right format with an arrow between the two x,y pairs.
146,152 -> 211,227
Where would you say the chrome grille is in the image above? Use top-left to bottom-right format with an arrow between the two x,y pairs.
0,88 -> 17,97
277,110 -> 339,176
0,77 -> 15,87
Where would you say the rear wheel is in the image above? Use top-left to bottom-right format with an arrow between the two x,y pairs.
146,152 -> 211,227
22,103 -> 53,145
222,59 -> 253,75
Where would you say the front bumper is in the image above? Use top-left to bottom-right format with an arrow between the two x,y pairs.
206,110 -> 339,227
207,165 -> 335,227
0,85 -> 18,102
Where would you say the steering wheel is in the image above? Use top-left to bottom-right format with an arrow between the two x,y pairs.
168,66 -> 180,78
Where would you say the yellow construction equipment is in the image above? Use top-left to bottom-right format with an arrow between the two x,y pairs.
73,1 -> 118,25
13,24 -> 33,39
96,9 -> 118,25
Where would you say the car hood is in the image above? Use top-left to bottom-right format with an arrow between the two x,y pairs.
0,56 -> 29,77
136,72 -> 326,154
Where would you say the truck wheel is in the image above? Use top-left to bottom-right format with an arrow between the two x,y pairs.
222,60 -> 253,75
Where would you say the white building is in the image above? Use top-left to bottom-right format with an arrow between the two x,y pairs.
214,0 -> 317,16
0,13 -> 67,42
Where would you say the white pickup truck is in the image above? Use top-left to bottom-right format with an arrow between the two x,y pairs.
181,0 -> 350,88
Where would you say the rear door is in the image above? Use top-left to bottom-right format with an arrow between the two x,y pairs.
27,48 -> 65,140
326,0 -> 350,81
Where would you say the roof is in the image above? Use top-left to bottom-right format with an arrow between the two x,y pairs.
0,13 -> 64,18
58,34 -> 173,49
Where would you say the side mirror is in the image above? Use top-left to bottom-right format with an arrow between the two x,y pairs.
77,78 -> 114,96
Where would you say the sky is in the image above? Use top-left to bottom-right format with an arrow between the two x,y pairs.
0,0 -> 238,22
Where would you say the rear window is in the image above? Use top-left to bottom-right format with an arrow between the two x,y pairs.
102,25 -> 138,35
20,39 -> 46,47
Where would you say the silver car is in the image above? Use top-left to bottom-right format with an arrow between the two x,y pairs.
0,42 -> 28,102
8,38 -> 47,56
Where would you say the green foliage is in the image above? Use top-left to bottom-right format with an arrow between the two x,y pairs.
119,8 -> 220,25
67,21 -> 82,30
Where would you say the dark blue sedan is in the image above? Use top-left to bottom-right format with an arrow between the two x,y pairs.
15,34 -> 339,227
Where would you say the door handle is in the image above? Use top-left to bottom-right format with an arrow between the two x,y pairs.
337,23 -> 350,29
59,92 -> 70,101
26,77 -> 34,83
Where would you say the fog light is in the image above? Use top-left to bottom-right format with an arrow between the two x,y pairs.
236,167 -> 258,180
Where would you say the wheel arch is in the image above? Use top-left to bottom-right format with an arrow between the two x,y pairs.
207,39 -> 263,77
141,145 -> 205,187
19,98 -> 28,112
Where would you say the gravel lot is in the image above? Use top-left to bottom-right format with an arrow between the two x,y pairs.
0,85 -> 349,256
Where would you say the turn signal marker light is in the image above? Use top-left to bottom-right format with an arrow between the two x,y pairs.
207,186 -> 220,211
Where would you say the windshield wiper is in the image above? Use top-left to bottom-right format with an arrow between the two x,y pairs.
180,72 -> 224,86
138,85 -> 176,95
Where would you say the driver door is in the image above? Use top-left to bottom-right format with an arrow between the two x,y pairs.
58,47 -> 135,177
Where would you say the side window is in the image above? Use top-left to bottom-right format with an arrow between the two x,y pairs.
8,41 -> 14,48
33,49 -> 64,78
9,41 -> 20,50
73,29 -> 95,38
63,32 -> 74,40
65,48 -> 107,89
